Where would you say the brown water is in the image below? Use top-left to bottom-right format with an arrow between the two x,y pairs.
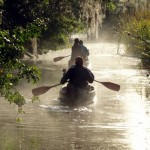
0,42 -> 150,150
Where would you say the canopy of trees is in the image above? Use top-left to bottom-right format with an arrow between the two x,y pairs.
1,0 -> 103,50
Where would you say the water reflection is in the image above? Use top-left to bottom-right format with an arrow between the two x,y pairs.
122,93 -> 150,150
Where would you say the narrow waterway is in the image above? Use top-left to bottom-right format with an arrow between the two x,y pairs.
0,42 -> 150,150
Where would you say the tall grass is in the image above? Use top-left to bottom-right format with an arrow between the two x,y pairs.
117,9 -> 150,68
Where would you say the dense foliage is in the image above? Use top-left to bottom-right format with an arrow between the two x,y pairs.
1,0 -> 85,50
116,8 -> 150,68
0,20 -> 44,112
40,0 -> 84,50
107,0 -> 150,69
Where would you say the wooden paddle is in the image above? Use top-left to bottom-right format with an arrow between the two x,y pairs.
94,80 -> 120,91
32,83 -> 61,96
32,80 -> 120,96
53,55 -> 71,62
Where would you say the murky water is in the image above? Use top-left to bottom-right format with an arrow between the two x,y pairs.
0,42 -> 150,150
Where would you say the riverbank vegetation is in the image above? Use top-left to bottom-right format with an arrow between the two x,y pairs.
115,2 -> 150,69
1,0 -> 103,51
0,21 -> 44,113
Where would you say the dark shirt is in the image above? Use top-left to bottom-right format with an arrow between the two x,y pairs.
71,43 -> 83,60
60,65 -> 94,88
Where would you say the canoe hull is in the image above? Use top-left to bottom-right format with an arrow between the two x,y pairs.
59,85 -> 96,107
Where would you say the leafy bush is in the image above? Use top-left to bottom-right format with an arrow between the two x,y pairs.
117,9 -> 150,68
0,22 -> 42,112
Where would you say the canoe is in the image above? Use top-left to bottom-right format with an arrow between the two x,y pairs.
59,85 -> 96,107
68,59 -> 92,69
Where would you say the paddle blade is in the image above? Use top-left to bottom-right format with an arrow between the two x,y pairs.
53,55 -> 70,62
94,80 -> 120,91
32,83 -> 61,96
100,82 -> 120,91
53,56 -> 65,62
32,86 -> 51,96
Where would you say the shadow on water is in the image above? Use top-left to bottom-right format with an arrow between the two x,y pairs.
0,42 -> 150,150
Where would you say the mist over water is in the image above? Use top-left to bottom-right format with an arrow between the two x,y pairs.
0,41 -> 150,150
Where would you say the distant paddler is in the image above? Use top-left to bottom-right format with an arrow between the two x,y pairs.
79,40 -> 89,61
69,38 -> 90,68
53,38 -> 90,68
70,38 -> 83,61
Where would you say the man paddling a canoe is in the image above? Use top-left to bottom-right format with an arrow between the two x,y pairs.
69,38 -> 90,68
60,56 -> 94,96
71,38 -> 83,61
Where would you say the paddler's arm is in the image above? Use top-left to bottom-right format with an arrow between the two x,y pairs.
85,68 -> 94,83
60,69 -> 70,84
